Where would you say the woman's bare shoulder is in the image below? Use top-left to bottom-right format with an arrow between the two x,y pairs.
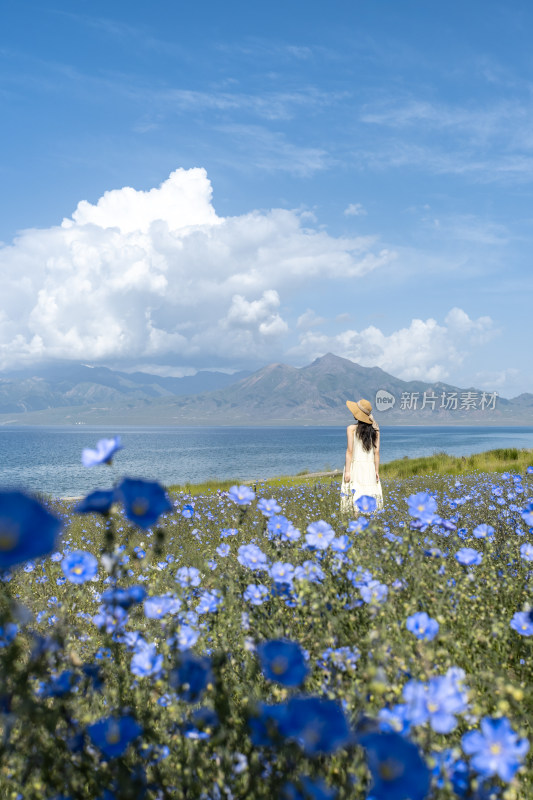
346,423 -> 357,434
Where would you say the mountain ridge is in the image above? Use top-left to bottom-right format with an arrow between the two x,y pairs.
0,353 -> 531,425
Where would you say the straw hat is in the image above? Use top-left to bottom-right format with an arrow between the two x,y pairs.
346,398 -> 380,431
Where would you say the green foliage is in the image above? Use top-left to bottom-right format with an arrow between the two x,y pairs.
0,465 -> 532,798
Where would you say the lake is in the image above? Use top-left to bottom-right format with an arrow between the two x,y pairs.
0,425 -> 532,497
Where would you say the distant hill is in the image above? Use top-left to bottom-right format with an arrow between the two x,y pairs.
0,354 -> 531,426
0,363 -> 249,414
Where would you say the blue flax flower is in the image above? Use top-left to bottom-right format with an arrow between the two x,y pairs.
87,715 -> 142,759
257,639 -> 308,687
472,523 -> 495,540
519,543 -> 533,562
305,520 -> 335,550
61,550 -> 98,584
75,489 -> 115,516
269,561 -> 295,586
196,589 -> 222,614
244,584 -> 269,605
228,485 -> 255,505
168,651 -> 213,703
0,491 -> 62,569
144,595 -> 180,619
130,643 -> 163,678
403,668 -> 469,733
360,580 -> 388,605
176,566 -> 201,587
249,702 -> 288,747
81,436 -> 123,467
406,492 -> 438,523
279,696 -> 352,756
267,515 -> 290,537
0,623 -> 18,648
455,547 -> 483,566
237,543 -> 268,570
462,717 -> 529,782
355,495 -> 377,513
360,731 -> 430,800
406,611 -> 439,641
510,610 -> 533,636
115,478 -> 172,529
258,498 -> 281,517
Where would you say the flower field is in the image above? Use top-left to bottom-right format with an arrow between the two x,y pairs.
0,440 -> 532,800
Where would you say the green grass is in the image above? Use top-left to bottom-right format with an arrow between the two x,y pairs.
166,447 -> 533,495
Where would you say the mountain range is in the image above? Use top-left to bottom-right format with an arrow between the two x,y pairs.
0,354 -> 531,425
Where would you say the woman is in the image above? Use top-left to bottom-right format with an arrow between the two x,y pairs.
340,398 -> 383,515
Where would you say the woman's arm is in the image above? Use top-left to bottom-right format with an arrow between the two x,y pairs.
344,426 -> 354,482
374,430 -> 380,483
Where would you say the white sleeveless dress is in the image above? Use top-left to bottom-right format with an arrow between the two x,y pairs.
340,429 -> 383,515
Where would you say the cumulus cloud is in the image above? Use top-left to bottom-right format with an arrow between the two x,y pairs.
289,307 -> 498,382
0,168 -> 393,370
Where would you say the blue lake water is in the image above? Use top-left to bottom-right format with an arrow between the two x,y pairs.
0,425 -> 532,498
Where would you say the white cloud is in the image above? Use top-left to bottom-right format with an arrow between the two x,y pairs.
344,203 -> 367,217
297,309 -> 326,329
0,168 -> 393,370
289,307 -> 498,382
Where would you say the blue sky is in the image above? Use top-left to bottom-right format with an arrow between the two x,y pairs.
0,0 -> 531,396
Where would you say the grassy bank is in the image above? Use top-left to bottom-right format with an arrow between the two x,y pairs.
167,446 -> 533,495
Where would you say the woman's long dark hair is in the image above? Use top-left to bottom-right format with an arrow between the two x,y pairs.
355,420 -> 377,452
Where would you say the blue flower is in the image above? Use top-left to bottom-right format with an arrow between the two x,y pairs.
472,523 -> 495,540
305,520 -> 335,550
130,643 -> 163,678
196,590 -> 222,614
115,478 -> 172,529
144,595 -> 180,619
176,566 -> 201,587
177,624 -> 199,651
61,550 -> 98,584
406,611 -> 439,641
81,436 -> 123,467
403,667 -> 469,733
228,485 -> 255,506
510,610 -> 533,636
87,715 -> 142,759
520,503 -> 533,526
75,490 -> 115,516
267,515 -> 290,537
462,717 -> 529,782
294,561 -> 325,583
455,547 -> 483,566
215,543 -> 230,557
269,561 -> 295,586
279,696 -> 352,756
360,580 -> 388,605
257,498 -> 281,517
249,702 -> 288,747
519,543 -> 533,562
0,623 -> 18,648
237,544 -> 268,570
0,491 -> 62,569
347,518 -> 369,533
257,639 -> 309,687
181,504 -> 195,519
355,495 -> 377,513
406,492 -> 438,523
244,584 -> 269,605
360,731 -> 430,800
168,651 -> 213,703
